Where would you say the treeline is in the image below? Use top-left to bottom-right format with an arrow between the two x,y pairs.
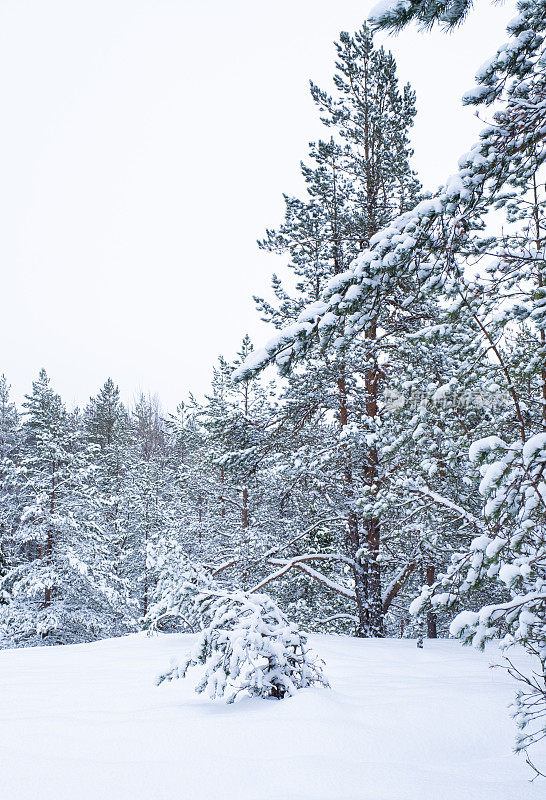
0,324 -> 446,647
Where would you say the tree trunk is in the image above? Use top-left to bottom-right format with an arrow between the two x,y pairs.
338,374 -> 370,637
44,460 -> 55,608
143,500 -> 149,618
242,487 -> 249,530
532,173 -> 546,430
347,510 -> 369,637
362,321 -> 383,636
426,565 -> 437,639
365,517 -> 383,636
220,467 -> 226,518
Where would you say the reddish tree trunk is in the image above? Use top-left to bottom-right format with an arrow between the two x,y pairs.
426,565 -> 437,638
242,487 -> 249,530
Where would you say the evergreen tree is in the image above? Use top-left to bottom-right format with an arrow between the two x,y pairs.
84,378 -> 135,624
85,377 -> 127,449
197,338 -> 279,587
0,370 -> 129,645
0,376 -> 21,593
158,589 -> 329,702
251,24 -> 421,636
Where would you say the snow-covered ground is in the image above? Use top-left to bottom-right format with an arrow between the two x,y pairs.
0,633 -> 544,800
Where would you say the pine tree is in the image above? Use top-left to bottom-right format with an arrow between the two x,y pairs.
85,377 -> 127,449
0,370 -> 128,645
84,378 -> 135,625
0,376 -> 21,594
197,338 -> 279,583
249,24 -> 421,636
158,589 -> 329,702
121,394 -> 169,619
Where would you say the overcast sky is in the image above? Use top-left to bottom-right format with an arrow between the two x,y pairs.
1,0 -> 515,411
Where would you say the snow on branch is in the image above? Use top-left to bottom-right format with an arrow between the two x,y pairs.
404,482 -> 486,531
252,555 -> 356,600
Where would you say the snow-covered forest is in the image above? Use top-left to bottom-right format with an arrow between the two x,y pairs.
2,0 -> 546,796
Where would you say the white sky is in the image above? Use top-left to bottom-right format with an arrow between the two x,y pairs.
0,0 -> 515,411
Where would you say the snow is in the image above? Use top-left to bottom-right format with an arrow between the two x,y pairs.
479,461 -> 505,496
368,0 -> 411,25
468,435 -> 507,462
449,610 -> 479,637
0,633 -> 544,800
522,432 -> 546,465
499,563 -> 522,587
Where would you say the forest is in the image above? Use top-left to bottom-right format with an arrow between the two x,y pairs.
1,0 -> 546,789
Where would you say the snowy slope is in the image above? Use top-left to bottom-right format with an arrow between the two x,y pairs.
0,633 -> 543,800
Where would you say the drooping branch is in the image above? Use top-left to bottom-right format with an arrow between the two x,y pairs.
210,558 -> 238,577
251,554 -> 356,600
317,613 -> 359,624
